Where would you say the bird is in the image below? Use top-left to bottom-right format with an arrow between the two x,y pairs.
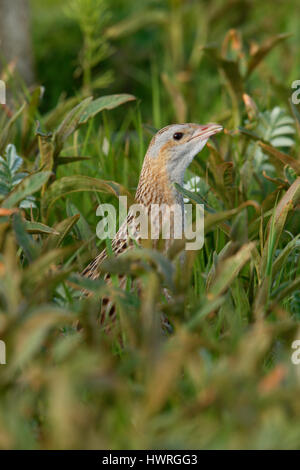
81,122 -> 223,324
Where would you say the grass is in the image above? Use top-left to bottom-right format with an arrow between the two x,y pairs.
0,0 -> 300,450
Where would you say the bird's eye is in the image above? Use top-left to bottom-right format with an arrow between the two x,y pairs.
173,132 -> 184,141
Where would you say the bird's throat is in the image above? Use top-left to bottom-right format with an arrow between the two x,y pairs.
134,156 -> 185,244
135,155 -> 183,207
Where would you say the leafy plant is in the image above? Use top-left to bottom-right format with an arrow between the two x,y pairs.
244,106 -> 296,174
0,2 -> 300,450
0,144 -> 36,208
65,0 -> 113,94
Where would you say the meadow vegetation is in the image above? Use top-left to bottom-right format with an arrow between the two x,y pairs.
0,0 -> 299,449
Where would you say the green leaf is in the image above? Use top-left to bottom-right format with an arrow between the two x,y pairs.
23,246 -> 76,286
246,33 -> 291,78
68,273 -> 105,293
174,183 -> 215,213
21,87 -> 43,152
270,136 -> 294,147
272,234 -> 300,276
56,155 -> 91,166
204,45 -> 244,98
0,103 -> 25,154
44,214 -> 81,250
41,175 -> 132,220
207,243 -> 255,298
205,201 -> 260,234
79,94 -> 136,124
44,96 -> 81,130
11,307 -> 73,370
290,99 -> 300,134
271,277 -> 300,305
238,127 -> 263,142
106,10 -> 166,38
204,44 -> 243,125
258,142 -> 300,175
66,201 -> 93,241
38,133 -> 54,173
100,248 -> 175,290
260,177 -> 300,276
230,209 -> 248,244
12,213 -> 40,262
2,171 -> 52,209
54,97 -> 93,156
187,297 -> 226,330
24,221 -> 59,235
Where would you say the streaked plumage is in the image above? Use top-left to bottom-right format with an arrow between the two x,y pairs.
81,123 -> 222,322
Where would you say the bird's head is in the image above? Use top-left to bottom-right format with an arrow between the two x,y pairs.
145,122 -> 223,185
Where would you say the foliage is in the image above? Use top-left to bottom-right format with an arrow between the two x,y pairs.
0,0 -> 300,450
0,144 -> 36,208
65,0 -> 113,94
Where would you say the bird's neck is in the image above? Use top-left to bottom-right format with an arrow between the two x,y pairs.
135,155 -> 183,208
134,156 -> 185,245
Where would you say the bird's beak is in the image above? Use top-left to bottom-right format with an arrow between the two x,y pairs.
190,123 -> 223,142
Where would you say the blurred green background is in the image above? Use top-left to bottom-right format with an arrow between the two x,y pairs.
29,0 -> 300,118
